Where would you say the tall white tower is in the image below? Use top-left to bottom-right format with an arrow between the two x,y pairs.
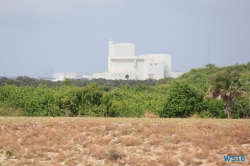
108,39 -> 114,72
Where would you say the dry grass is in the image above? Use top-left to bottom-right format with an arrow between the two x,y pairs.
0,117 -> 250,165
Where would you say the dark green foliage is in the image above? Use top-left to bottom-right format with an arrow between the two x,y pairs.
0,62 -> 249,118
101,87 -> 143,117
0,77 -> 159,88
62,78 -> 72,86
6,150 -> 13,158
160,81 -> 203,118
199,99 -> 226,118
205,69 -> 246,118
205,63 -> 217,69
108,150 -> 120,161
77,83 -> 105,116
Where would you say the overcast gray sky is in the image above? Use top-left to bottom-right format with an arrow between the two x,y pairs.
0,0 -> 249,77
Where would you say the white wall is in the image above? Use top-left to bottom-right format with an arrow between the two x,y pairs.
112,73 -> 136,80
93,72 -> 137,80
109,40 -> 135,57
112,59 -> 135,72
114,44 -> 135,57
53,73 -> 82,79
142,54 -> 171,72
108,40 -> 135,71
134,59 -> 145,80
146,61 -> 164,80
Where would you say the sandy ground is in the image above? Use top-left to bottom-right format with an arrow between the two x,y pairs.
0,117 -> 250,166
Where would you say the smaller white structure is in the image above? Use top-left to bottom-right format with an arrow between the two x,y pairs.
82,75 -> 91,79
52,72 -> 83,81
93,40 -> 183,80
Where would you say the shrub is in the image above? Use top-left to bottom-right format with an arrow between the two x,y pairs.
108,150 -> 120,161
160,81 -> 203,118
6,150 -> 13,158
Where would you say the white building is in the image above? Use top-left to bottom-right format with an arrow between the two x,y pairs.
93,40 -> 183,80
52,72 -> 83,81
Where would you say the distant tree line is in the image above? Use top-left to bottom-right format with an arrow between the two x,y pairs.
0,62 -> 250,118
0,76 -> 167,87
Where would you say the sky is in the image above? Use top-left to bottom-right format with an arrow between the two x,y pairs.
0,0 -> 250,77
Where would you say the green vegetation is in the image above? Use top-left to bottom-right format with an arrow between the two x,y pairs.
0,62 -> 250,118
6,150 -> 13,158
160,81 -> 203,118
108,150 -> 120,161
205,69 -> 246,118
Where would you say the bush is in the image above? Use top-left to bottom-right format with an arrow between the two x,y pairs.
108,150 -> 120,161
160,81 -> 203,118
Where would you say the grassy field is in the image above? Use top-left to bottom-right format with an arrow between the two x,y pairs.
0,117 -> 249,166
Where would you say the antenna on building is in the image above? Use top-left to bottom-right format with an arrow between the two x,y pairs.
208,36 -> 210,64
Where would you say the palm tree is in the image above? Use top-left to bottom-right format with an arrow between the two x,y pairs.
205,69 -> 246,119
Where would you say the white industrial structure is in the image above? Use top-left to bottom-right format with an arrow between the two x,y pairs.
93,40 -> 183,80
52,72 -> 85,81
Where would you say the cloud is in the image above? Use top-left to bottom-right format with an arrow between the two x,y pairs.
0,0 -> 125,18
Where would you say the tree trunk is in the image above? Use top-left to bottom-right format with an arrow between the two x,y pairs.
226,99 -> 233,119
